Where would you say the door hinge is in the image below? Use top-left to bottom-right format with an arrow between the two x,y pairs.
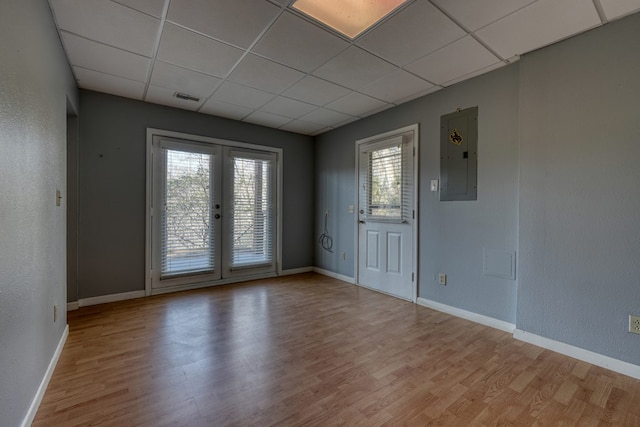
412,210 -> 415,219
411,272 -> 414,282
413,146 -> 415,156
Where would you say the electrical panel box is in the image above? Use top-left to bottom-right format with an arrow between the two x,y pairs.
440,107 -> 478,201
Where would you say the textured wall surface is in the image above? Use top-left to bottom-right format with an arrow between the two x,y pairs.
315,65 -> 520,323
78,91 -> 314,299
316,11 -> 640,363
0,0 -> 77,425
518,13 -> 640,365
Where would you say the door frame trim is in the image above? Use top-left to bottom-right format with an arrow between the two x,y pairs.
354,123 -> 419,302
145,128 -> 283,296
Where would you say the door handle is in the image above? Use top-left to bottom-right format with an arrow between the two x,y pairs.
359,220 -> 366,224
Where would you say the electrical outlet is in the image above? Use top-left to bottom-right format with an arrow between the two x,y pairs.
438,273 -> 447,286
340,252 -> 346,261
630,315 -> 640,335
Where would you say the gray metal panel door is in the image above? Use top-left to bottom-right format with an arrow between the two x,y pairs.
440,107 -> 478,201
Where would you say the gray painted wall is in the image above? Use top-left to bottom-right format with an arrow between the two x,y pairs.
316,11 -> 640,364
315,64 -> 520,323
518,13 -> 640,365
0,0 -> 78,425
67,114 -> 79,303
77,91 -> 314,299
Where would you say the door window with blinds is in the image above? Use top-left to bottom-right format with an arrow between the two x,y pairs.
359,136 -> 412,223
223,150 -> 276,277
163,147 -> 217,276
149,135 -> 278,290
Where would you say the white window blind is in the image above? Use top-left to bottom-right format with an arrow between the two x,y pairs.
161,148 -> 215,277
360,137 -> 411,222
230,154 -> 274,269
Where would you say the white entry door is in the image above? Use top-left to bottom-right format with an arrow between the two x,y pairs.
149,136 -> 278,291
357,126 -> 417,301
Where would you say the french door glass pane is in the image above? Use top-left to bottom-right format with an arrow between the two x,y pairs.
230,156 -> 273,268
161,149 -> 214,276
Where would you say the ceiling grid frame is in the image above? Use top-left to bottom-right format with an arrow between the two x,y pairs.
48,0 -> 639,134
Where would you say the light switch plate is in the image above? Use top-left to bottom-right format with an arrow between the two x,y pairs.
430,180 -> 439,192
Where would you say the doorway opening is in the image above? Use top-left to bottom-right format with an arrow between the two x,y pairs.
146,129 -> 281,295
355,124 -> 419,301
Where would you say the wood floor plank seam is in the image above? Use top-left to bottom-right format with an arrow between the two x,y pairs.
34,273 -> 640,426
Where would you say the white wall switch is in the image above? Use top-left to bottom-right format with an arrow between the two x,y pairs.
430,180 -> 439,192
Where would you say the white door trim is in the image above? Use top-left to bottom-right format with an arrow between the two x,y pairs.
354,124 -> 419,302
145,128 -> 283,296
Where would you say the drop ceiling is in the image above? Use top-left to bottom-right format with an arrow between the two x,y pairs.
49,0 -> 640,135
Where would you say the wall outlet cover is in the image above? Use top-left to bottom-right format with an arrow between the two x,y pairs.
630,315 -> 640,335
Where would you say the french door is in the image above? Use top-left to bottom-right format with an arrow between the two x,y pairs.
149,135 -> 277,291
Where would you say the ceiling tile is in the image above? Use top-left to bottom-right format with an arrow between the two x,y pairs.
280,119 -> 326,135
157,23 -> 244,77
112,0 -> 166,18
313,46 -> 397,90
431,0 -> 537,31
475,0 -> 601,59
260,97 -> 318,119
145,85 -> 205,111
73,66 -> 145,99
599,0 -> 640,20
228,54 -> 305,94
357,1 -> 466,66
325,92 -> 388,116
50,0 -> 160,56
210,81 -> 275,109
200,99 -> 253,121
359,69 -> 434,103
441,62 -> 506,87
393,86 -> 442,104
167,0 -> 281,48
282,76 -> 351,106
300,108 -> 353,127
243,111 -> 293,128
311,127 -> 333,136
406,36 -> 501,84
253,12 -> 349,73
61,32 -> 150,82
150,61 -> 221,98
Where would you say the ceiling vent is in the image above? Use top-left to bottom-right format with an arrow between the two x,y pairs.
174,92 -> 201,102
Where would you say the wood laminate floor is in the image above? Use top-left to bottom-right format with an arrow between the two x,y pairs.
34,273 -> 640,426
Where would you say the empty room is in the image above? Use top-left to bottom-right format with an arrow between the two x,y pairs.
1,0 -> 640,425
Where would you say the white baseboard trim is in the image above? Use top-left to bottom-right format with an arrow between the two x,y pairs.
280,267 -> 314,276
66,301 -> 79,311
21,325 -> 68,427
514,329 -> 640,380
78,290 -> 146,307
416,297 -> 516,333
312,267 -> 356,284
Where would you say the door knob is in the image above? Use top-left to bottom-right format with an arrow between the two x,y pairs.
214,214 -> 221,219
